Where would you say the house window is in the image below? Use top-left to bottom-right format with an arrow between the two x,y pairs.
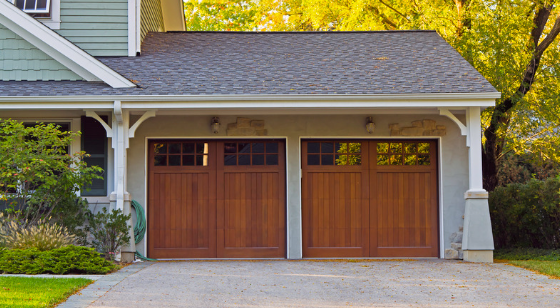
9,0 -> 51,15
7,0 -> 60,29
81,116 -> 108,196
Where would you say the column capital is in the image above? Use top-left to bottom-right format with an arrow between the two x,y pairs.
465,189 -> 489,199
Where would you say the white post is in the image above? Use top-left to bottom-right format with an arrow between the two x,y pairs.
462,106 -> 494,263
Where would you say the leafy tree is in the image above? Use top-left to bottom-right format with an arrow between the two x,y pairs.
0,119 -> 102,226
184,0 -> 258,31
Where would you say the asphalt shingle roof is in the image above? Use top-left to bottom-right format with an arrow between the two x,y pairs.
0,31 -> 497,97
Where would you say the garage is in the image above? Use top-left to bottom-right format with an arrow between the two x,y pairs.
302,139 -> 439,258
147,139 -> 286,259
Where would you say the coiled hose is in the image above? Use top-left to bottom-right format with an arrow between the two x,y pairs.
131,200 -> 157,261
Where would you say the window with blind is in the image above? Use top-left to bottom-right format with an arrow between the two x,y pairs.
81,116 -> 108,196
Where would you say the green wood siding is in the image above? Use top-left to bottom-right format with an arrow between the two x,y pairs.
0,24 -> 82,81
140,0 -> 165,43
56,0 -> 129,57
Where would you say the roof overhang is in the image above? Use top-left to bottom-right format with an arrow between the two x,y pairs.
0,92 -> 500,113
0,1 -> 136,88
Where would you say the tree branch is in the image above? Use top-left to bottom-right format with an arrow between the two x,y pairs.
378,0 -> 410,21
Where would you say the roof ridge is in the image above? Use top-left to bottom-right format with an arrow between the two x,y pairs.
166,30 -> 437,34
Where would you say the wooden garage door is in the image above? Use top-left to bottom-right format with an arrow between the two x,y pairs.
302,140 -> 439,258
148,140 -> 285,259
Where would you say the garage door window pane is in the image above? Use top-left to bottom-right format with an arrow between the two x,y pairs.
390,143 -> 402,153
377,155 -> 389,165
224,155 -> 236,165
308,154 -> 320,165
404,155 -> 417,165
321,142 -> 333,153
197,143 -> 209,154
418,155 -> 430,165
404,143 -> 417,154
253,154 -> 265,165
169,143 -> 181,154
321,154 -> 334,165
183,155 -> 195,166
349,143 -> 361,153
266,154 -> 278,165
377,143 -> 389,153
266,143 -> 278,153
168,155 -> 181,166
238,155 -> 250,165
196,155 -> 208,166
238,143 -> 251,153
335,154 -> 346,165
308,142 -> 320,153
348,155 -> 361,165
418,143 -> 430,154
182,143 -> 195,153
154,143 -> 167,154
224,143 -> 236,153
154,155 -> 167,166
390,155 -> 402,165
252,143 -> 265,153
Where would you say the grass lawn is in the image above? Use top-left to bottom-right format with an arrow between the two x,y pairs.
494,248 -> 560,279
0,277 -> 93,308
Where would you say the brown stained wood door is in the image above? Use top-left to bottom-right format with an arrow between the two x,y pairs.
302,141 -> 370,258
370,140 -> 439,257
217,140 -> 286,258
148,141 -> 217,258
302,139 -> 439,258
148,139 -> 286,259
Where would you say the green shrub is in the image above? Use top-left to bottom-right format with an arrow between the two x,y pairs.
0,245 -> 115,274
494,248 -> 560,261
51,197 -> 91,246
490,176 -> 560,249
88,207 -> 131,261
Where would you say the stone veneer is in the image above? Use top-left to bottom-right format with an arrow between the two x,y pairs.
390,119 -> 446,136
226,117 -> 267,136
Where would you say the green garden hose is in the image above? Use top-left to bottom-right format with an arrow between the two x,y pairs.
131,200 -> 157,261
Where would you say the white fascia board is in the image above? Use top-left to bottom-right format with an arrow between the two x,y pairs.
0,92 -> 499,109
0,1 -> 136,88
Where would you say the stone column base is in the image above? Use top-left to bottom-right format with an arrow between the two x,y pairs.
120,251 -> 135,263
463,250 -> 493,263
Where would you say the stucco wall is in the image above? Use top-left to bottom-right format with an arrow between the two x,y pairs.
128,113 -> 469,258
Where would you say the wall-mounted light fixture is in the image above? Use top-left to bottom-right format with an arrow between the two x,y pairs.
211,117 -> 220,134
365,116 -> 375,134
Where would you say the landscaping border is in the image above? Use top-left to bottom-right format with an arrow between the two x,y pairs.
56,261 -> 153,308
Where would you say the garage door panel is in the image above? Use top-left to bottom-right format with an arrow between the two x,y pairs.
148,170 -> 217,258
303,139 -> 439,258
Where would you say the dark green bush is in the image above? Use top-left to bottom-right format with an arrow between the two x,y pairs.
0,245 -> 115,274
88,207 -> 131,261
490,176 -> 560,249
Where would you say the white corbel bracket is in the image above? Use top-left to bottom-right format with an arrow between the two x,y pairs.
85,108 -> 157,148
85,110 -> 112,138
439,108 -> 470,146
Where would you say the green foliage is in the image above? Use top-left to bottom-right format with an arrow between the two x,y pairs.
0,119 -> 102,226
489,177 -> 560,249
0,245 -> 115,274
184,0 -> 258,31
494,248 -> 560,261
0,216 -> 76,251
498,153 -> 560,187
88,207 -> 131,261
51,197 -> 91,246
0,276 -> 92,308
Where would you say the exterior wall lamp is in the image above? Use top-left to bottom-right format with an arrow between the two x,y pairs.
365,116 -> 375,134
211,117 -> 220,134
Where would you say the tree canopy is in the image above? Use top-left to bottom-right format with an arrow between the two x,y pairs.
183,0 -> 560,190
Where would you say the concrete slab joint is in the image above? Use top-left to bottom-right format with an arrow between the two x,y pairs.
462,193 -> 494,263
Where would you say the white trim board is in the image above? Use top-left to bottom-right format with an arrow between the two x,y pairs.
0,1 -> 135,88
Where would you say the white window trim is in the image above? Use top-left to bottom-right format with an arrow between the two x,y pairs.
6,0 -> 60,29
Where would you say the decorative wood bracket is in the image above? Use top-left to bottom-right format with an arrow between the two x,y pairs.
439,108 -> 470,146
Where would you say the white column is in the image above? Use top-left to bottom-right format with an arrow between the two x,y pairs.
462,106 -> 494,263
466,107 -> 485,193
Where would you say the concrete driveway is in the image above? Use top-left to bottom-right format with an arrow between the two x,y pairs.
61,260 -> 560,307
